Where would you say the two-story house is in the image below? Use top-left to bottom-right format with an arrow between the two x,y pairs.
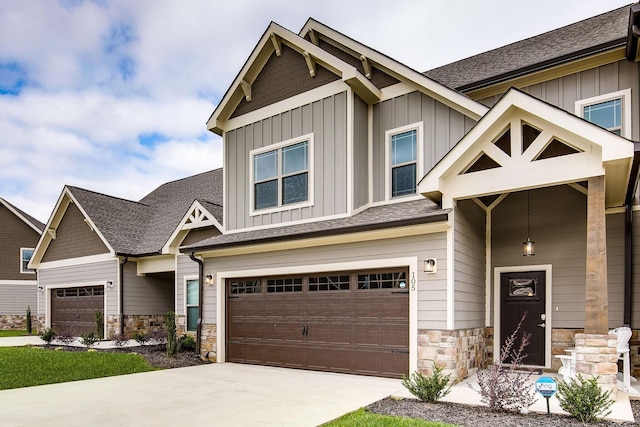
179,4 -> 640,384
0,197 -> 44,330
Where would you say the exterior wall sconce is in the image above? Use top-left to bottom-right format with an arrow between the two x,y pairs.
106,281 -> 114,288
205,274 -> 214,285
424,258 -> 437,273
523,191 -> 535,256
37,285 -> 44,293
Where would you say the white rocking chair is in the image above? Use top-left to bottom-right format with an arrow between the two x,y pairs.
609,327 -> 638,394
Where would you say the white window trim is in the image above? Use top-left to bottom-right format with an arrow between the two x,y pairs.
249,133 -> 315,216
20,248 -> 35,274
575,88 -> 631,139
385,122 -> 424,201
184,275 -> 199,332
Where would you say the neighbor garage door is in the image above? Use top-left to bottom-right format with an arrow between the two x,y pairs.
51,286 -> 104,335
226,268 -> 409,378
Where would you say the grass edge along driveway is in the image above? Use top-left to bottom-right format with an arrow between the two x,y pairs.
0,346 -> 158,390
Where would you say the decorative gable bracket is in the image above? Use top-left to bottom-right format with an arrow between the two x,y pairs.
303,51 -> 316,77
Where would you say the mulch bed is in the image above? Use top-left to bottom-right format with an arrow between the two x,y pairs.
367,396 -> 640,426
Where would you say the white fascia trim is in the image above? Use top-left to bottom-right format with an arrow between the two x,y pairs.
384,122 -> 424,202
446,212 -> 455,329
0,280 -> 37,285
249,133 -> 315,217
64,190 -> 115,256
44,280 -> 110,331
35,253 -> 116,270
493,265 -> 552,369
162,200 -> 223,254
380,82 -> 421,101
0,198 -> 43,234
575,88 -> 632,140
215,256 -> 419,374
30,190 -> 71,266
223,81 -> 347,133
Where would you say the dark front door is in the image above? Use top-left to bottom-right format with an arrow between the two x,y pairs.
500,271 -> 546,366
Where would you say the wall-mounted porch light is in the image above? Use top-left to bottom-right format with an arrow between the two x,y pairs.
424,258 -> 437,273
106,281 -> 114,288
523,191 -> 535,256
205,274 -> 214,285
37,285 -> 44,293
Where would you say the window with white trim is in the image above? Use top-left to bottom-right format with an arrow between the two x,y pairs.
575,89 -> 631,139
251,134 -> 313,214
385,123 -> 423,199
186,278 -> 199,332
20,248 -> 34,274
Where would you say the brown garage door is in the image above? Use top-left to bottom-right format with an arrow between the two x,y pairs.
51,286 -> 104,335
226,269 -> 409,378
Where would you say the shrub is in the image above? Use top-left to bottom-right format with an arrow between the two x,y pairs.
39,327 -> 56,344
133,330 -> 150,346
110,333 -> 129,347
80,332 -> 99,348
165,311 -> 177,357
26,306 -> 32,335
178,334 -> 196,352
150,328 -> 167,345
557,374 -> 614,423
95,311 -> 104,340
471,313 -> 537,412
402,365 -> 451,403
54,330 -> 76,346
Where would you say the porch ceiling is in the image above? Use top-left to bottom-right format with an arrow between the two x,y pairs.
418,88 -> 635,209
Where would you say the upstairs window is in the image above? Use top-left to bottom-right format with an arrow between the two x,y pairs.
386,123 -> 423,199
20,248 -> 34,274
576,89 -> 631,139
251,134 -> 313,214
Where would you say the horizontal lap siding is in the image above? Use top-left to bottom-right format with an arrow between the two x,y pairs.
204,233 -> 448,329
492,186 -> 590,328
454,200 -> 486,329
226,91 -> 348,230
0,283 -> 36,315
372,91 -> 475,203
122,262 -> 173,315
38,260 -> 118,317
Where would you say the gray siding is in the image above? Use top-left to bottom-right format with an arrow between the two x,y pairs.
176,254 -> 199,316
606,212 -> 625,327
353,94 -> 369,210
226,91 -> 348,230
632,211 -> 640,329
203,233 -> 448,330
38,260 -> 118,318
0,283 -> 36,315
478,60 -> 639,141
454,200 -> 486,329
372,91 -> 475,203
122,262 -> 173,315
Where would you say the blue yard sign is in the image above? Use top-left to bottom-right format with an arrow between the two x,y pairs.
535,376 -> 558,415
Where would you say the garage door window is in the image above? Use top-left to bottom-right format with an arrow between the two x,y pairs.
267,278 -> 302,293
358,271 -> 407,290
186,279 -> 199,331
309,275 -> 350,291
230,279 -> 261,294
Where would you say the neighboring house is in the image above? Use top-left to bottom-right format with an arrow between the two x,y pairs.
29,170 -> 223,345
175,3 -> 640,383
0,198 -> 44,329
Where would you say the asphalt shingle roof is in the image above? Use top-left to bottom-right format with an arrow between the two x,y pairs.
424,5 -> 631,91
67,168 -> 223,256
0,197 -> 45,232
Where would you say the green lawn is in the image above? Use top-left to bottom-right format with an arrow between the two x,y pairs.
0,330 -> 31,337
322,408 -> 457,427
0,347 -> 158,390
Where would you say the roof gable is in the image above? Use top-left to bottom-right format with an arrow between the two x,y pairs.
419,88 -> 635,208
0,198 -> 44,233
163,200 -> 223,254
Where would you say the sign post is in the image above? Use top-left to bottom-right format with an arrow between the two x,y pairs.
535,377 -> 558,415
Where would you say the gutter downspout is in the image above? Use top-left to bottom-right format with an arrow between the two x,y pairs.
119,257 -> 128,335
624,142 -> 640,326
189,252 -> 203,355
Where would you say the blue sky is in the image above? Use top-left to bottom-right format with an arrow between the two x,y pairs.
0,0 -> 631,222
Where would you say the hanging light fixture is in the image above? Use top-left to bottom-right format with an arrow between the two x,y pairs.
523,190 -> 535,256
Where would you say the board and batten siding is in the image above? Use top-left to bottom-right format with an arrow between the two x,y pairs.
453,200 -> 487,329
0,283 -> 36,315
478,60 -> 639,141
372,91 -> 476,203
122,262 -> 173,315
176,254 -> 199,317
203,233 -> 448,330
225,91 -> 348,231
353,94 -> 369,210
37,260 -> 118,318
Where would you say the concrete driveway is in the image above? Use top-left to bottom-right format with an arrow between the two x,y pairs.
0,362 -> 407,426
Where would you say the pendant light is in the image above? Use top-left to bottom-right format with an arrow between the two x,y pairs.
523,190 -> 535,256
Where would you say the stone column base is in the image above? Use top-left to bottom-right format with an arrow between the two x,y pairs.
574,333 -> 618,395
